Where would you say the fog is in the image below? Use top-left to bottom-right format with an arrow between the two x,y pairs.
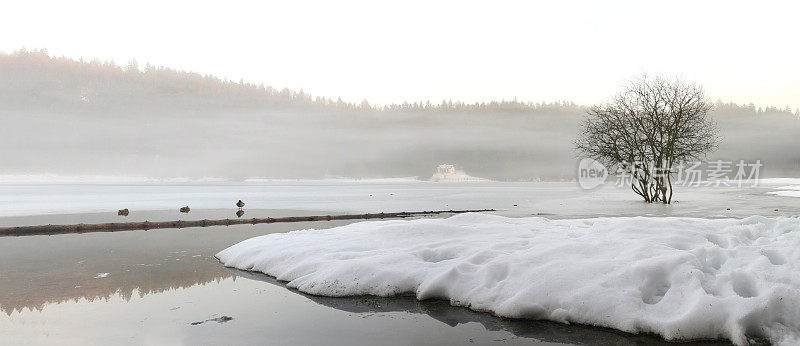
1,50 -> 798,181
0,108 -> 581,180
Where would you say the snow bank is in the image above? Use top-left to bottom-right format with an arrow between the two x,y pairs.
217,214 -> 800,345
429,171 -> 489,182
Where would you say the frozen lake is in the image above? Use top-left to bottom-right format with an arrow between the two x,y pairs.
1,180 -> 798,222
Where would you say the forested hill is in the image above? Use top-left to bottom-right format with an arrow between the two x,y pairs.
0,49 -> 585,114
3,48 -> 798,117
1,48 -> 798,180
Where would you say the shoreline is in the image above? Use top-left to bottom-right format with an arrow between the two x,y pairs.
0,209 -> 495,237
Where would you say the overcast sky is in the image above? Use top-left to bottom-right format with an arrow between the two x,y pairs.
2,0 -> 798,108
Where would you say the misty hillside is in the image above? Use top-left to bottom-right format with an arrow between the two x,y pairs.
1,49 -> 799,180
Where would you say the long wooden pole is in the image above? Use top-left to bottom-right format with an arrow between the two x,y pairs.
0,209 -> 495,237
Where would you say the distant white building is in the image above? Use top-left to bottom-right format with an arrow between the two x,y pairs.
430,164 -> 488,182
437,164 -> 456,175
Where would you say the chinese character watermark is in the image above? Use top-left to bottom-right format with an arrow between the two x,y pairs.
577,159 -> 762,190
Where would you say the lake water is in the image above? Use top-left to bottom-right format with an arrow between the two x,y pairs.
2,181 -> 795,345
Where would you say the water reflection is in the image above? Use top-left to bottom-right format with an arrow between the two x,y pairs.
0,209 -> 738,345
0,209 -> 350,316
227,268 -> 733,346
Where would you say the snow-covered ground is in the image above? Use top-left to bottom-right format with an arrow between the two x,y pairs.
759,178 -> 800,185
768,184 -> 800,198
429,171 -> 489,182
217,213 -> 800,345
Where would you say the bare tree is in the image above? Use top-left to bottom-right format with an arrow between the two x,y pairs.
575,74 -> 719,203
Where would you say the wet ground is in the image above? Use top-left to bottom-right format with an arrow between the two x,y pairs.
0,208 -> 738,345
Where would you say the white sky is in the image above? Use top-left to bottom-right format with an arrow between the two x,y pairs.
2,0 -> 798,108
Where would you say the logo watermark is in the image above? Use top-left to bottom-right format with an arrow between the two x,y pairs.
577,159 -> 763,190
577,158 -> 608,189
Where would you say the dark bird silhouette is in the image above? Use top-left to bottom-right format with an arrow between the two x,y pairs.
236,200 -> 245,209
180,206 -> 190,213
236,210 -> 245,218
118,208 -> 129,216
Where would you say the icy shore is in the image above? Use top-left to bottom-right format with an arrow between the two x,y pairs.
217,213 -> 800,345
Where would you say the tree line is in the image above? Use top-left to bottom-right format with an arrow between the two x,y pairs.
1,48 -> 798,117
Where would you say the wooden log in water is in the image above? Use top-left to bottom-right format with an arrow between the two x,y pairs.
0,209 -> 495,237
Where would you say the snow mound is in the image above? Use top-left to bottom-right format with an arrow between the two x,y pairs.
216,214 -> 800,345
429,169 -> 489,182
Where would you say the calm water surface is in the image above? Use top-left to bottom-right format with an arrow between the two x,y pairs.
0,209 -> 736,345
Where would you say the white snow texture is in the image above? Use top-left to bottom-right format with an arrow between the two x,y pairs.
217,213 -> 800,345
